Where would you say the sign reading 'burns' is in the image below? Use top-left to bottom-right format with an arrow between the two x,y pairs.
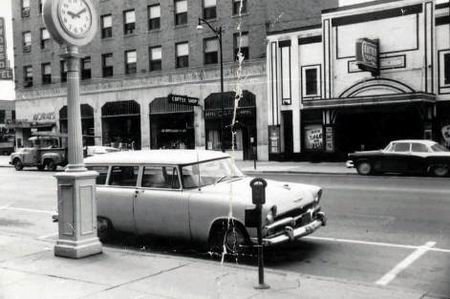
355,38 -> 379,76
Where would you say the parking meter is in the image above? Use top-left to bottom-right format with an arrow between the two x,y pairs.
249,178 -> 270,289
250,178 -> 266,205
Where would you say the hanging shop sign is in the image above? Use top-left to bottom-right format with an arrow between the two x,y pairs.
168,94 -> 199,106
355,38 -> 379,76
0,17 -> 13,80
304,124 -> 323,150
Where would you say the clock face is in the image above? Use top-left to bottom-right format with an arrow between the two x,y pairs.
58,0 -> 93,38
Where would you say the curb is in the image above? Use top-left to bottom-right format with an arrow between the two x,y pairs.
242,170 -> 357,176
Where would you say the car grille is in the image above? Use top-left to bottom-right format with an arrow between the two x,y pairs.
274,202 -> 316,221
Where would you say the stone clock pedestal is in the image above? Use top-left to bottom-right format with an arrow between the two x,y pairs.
54,171 -> 102,258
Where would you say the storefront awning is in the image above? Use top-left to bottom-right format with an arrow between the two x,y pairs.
204,91 -> 256,120
302,92 -> 436,110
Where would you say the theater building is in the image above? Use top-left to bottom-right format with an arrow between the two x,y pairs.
11,0 -> 338,160
266,0 -> 450,160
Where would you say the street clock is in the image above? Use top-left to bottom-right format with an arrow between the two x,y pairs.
43,0 -> 97,47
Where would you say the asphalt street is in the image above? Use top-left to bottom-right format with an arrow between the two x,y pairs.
0,167 -> 449,298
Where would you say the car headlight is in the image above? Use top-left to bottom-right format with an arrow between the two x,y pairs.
265,206 -> 277,225
314,188 -> 323,203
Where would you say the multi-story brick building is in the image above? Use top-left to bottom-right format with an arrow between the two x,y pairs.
267,0 -> 450,160
11,0 -> 338,160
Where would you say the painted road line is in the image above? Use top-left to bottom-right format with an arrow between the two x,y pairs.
305,236 -> 450,254
0,206 -> 55,215
375,241 -> 436,286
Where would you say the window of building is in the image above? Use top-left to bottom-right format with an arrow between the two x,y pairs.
41,63 -> 52,85
60,60 -> 67,82
148,5 -> 160,30
233,32 -> 249,61
39,0 -> 43,14
23,65 -> 33,88
203,0 -> 217,19
81,57 -> 91,80
23,32 -> 31,53
125,50 -> 137,74
102,53 -> 113,77
301,65 -> 321,98
176,42 -> 189,68
149,46 -> 162,71
123,10 -> 136,35
109,166 -> 139,186
204,37 -> 218,64
22,0 -> 30,18
175,0 -> 188,26
40,28 -> 50,49
445,53 -> 450,85
101,14 -> 112,38
233,0 -> 247,15
0,110 -> 5,124
280,41 -> 291,104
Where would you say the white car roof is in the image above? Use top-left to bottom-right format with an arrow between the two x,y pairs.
390,139 -> 436,146
84,149 -> 230,165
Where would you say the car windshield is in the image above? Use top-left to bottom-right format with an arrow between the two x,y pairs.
431,143 -> 450,152
181,158 -> 244,189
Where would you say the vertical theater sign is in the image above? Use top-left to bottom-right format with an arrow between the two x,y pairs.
0,17 -> 13,80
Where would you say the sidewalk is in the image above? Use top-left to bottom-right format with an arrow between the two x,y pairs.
0,155 -> 356,175
0,234 -> 424,299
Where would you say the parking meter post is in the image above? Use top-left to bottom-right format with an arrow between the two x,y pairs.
253,145 -> 257,170
250,178 -> 270,290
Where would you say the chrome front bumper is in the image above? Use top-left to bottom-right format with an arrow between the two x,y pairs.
250,211 -> 327,246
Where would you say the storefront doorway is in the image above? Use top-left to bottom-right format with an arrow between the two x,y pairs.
334,105 -> 424,154
101,100 -> 141,149
149,97 -> 195,149
59,104 -> 95,146
204,91 -> 256,160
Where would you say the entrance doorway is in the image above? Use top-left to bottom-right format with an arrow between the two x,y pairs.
335,105 -> 423,154
101,100 -> 141,149
149,97 -> 195,149
59,104 -> 95,146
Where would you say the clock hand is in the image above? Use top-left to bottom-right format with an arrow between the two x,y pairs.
67,11 -> 77,18
74,8 -> 87,18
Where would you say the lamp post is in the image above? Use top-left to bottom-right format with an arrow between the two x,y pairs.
197,18 -> 225,153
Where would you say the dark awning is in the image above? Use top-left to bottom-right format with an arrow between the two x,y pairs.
149,97 -> 194,115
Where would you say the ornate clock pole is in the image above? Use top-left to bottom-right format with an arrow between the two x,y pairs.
44,0 -> 102,258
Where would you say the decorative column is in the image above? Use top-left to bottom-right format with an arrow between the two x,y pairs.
54,46 -> 102,258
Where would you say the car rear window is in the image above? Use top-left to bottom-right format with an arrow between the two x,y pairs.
109,166 -> 139,187
411,143 -> 429,153
87,166 -> 109,185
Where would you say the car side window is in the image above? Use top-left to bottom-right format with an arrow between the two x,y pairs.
142,166 -> 180,189
86,165 -> 109,185
393,143 -> 410,152
109,166 -> 139,187
411,143 -> 429,153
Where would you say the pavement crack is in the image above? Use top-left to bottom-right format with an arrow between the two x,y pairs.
102,263 -> 189,292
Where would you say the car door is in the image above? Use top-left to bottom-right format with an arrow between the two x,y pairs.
408,142 -> 429,174
96,165 -> 138,233
382,142 -> 410,173
134,165 -> 190,239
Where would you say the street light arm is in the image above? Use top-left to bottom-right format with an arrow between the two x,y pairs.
198,18 -> 222,39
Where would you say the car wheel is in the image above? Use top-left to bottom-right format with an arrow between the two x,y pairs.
432,165 -> 448,177
46,160 -> 57,171
97,217 -> 114,242
356,161 -> 372,175
13,159 -> 23,171
37,164 -> 45,171
209,221 -> 248,255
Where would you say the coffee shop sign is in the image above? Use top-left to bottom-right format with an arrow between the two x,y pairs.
33,112 -> 56,122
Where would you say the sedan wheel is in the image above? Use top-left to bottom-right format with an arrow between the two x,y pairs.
432,165 -> 448,177
356,161 -> 372,175
46,160 -> 57,171
14,160 -> 23,171
210,221 -> 248,255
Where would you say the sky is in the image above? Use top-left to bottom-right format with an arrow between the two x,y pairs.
0,0 -> 14,101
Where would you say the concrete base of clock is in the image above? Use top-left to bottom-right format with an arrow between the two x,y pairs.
54,171 -> 102,259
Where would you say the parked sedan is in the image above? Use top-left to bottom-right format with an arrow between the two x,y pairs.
84,150 -> 326,254
348,140 -> 450,177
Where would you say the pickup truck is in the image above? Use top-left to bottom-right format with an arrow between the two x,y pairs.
10,135 -> 68,171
